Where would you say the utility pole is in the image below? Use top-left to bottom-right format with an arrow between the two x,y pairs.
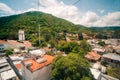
38,0 -> 40,46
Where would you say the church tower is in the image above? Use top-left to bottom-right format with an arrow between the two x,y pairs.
18,30 -> 25,41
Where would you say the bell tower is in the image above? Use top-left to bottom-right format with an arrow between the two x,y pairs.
18,30 -> 25,41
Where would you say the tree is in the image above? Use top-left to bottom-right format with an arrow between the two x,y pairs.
78,33 -> 83,40
80,40 -> 91,53
98,41 -> 105,46
51,53 -> 93,80
5,48 -> 13,56
56,42 -> 79,54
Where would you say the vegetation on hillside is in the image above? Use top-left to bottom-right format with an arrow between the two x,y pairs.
90,27 -> 120,39
106,67 -> 120,79
56,40 -> 91,56
0,11 -> 90,47
51,53 -> 93,80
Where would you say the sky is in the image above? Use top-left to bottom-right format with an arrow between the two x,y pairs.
0,0 -> 120,27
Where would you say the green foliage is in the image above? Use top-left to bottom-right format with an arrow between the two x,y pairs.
78,33 -> 83,40
51,53 -> 93,80
5,48 -> 13,56
98,41 -> 105,46
56,40 -> 91,57
106,67 -> 120,79
80,40 -> 91,52
56,42 -> 79,54
90,27 -> 120,39
96,33 -> 107,39
0,11 -> 90,47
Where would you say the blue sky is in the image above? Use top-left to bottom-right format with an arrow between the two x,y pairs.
0,0 -> 120,27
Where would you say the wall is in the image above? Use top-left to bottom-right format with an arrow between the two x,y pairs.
22,63 -> 52,80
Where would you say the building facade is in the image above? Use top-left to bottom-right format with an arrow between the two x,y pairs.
21,55 -> 54,80
18,30 -> 25,41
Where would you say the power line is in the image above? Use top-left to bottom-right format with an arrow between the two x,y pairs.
73,0 -> 81,5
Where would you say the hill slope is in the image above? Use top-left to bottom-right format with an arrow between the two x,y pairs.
0,11 -> 90,46
90,27 -> 120,39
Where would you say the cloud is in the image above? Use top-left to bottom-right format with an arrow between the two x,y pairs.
0,1 -> 120,27
96,12 -> 120,26
100,9 -> 104,14
0,2 -> 24,16
37,0 -> 120,27
38,0 -> 83,24
80,11 -> 120,27
0,3 -> 15,14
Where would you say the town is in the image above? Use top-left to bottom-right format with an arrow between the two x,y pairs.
0,0 -> 120,80
0,30 -> 120,80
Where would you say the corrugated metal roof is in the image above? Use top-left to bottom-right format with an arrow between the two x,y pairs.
0,69 -> 16,80
103,53 -> 120,61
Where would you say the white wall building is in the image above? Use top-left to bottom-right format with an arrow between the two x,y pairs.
0,40 -> 9,53
18,30 -> 25,41
21,55 -> 54,80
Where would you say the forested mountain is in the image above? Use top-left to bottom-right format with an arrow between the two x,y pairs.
90,26 -> 120,31
0,11 -> 90,46
0,11 -> 120,46
90,27 -> 120,39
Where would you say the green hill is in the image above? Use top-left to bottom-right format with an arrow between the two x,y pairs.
0,11 -> 90,46
90,27 -> 120,39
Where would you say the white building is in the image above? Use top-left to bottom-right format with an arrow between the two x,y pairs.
29,49 -> 46,57
0,70 -> 17,80
90,68 -> 119,80
18,30 -> 25,41
21,55 -> 54,80
0,40 -> 9,54
0,58 -> 17,80
102,53 -> 120,67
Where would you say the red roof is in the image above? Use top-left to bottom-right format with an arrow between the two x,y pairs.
22,55 -> 54,72
85,51 -> 101,60
0,40 -> 6,44
15,63 -> 22,70
7,40 -> 23,45
23,41 -> 32,48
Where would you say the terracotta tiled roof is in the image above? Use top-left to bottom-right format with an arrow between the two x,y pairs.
7,40 -> 25,48
22,55 -> 54,72
85,51 -> 101,60
43,47 -> 51,52
7,40 -> 23,45
23,41 -> 32,48
0,40 -> 7,44
15,63 -> 22,70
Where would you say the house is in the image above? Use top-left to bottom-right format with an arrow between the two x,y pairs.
7,40 -> 25,49
85,51 -> 101,61
104,45 -> 114,53
82,33 -> 92,39
113,45 -> 120,55
0,69 -> 17,80
15,63 -> 22,75
23,41 -> 32,49
92,62 -> 106,73
90,68 -> 119,80
29,49 -> 46,58
102,53 -> 120,68
66,33 -> 78,42
0,58 -> 17,80
7,40 -> 32,53
104,39 -> 119,46
92,48 -> 105,55
21,55 -> 54,80
0,40 -> 9,53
